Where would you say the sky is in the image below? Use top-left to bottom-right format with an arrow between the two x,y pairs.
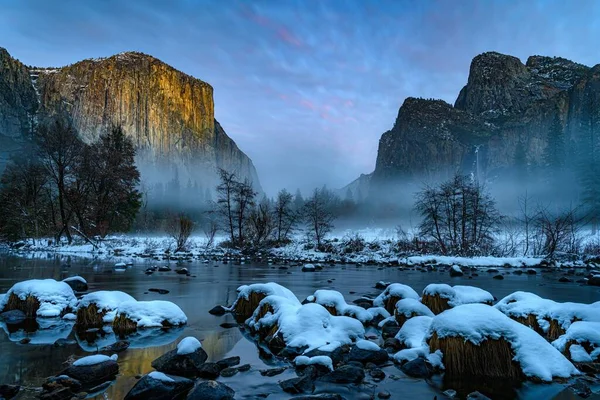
1,0 -> 599,195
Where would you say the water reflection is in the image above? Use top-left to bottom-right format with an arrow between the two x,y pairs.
1,318 -> 74,344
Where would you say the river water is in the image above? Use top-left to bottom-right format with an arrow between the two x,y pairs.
0,254 -> 598,399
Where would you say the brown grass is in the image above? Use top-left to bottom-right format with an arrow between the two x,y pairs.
76,304 -> 106,329
112,313 -> 139,335
323,305 -> 338,316
564,340 -> 598,362
545,318 -> 567,341
421,294 -> 451,315
232,292 -> 268,323
384,295 -> 402,314
511,314 -> 544,336
3,294 -> 41,318
428,332 -> 524,380
395,311 -> 418,328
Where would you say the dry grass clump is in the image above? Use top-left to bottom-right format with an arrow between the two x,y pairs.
395,311 -> 419,328
428,332 -> 524,380
112,313 -> 139,335
3,294 -> 41,318
510,314 -> 574,341
511,314 -> 544,335
232,292 -> 268,323
383,295 -> 401,315
421,294 -> 451,315
75,304 -> 106,329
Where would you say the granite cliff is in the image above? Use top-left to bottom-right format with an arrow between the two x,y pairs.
0,48 -> 261,191
367,51 -> 598,194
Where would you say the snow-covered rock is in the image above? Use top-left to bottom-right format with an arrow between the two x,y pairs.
308,290 -> 373,324
114,300 -> 187,329
62,276 -> 88,292
373,283 -> 419,313
73,354 -> 118,366
427,304 -> 579,381
232,282 -> 300,323
294,355 -> 333,371
0,279 -> 76,317
77,291 -> 136,323
394,298 -> 434,326
422,284 -> 493,314
395,315 -> 433,349
177,337 -> 202,355
553,321 -> 600,362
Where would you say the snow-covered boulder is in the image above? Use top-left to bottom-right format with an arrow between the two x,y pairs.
0,279 -> 76,318
306,290 -> 373,324
124,371 -> 194,400
495,291 -> 600,340
76,291 -> 136,328
112,300 -> 187,333
427,304 -> 579,381
553,321 -> 600,363
247,295 -> 364,357
62,354 -> 119,385
151,336 -> 208,377
62,276 -> 88,292
422,284 -> 493,315
231,282 -> 300,323
394,298 -> 434,327
373,283 -> 419,314
395,315 -> 433,349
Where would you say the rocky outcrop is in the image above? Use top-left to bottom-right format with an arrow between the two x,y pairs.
368,51 -> 598,192
0,48 -> 261,191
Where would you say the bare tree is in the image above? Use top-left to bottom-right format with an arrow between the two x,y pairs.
216,168 -> 238,244
248,196 -> 275,246
535,205 -> 584,258
415,174 -> 502,256
274,189 -> 297,243
168,214 -> 194,252
303,187 -> 336,248
202,210 -> 219,250
233,178 -> 256,246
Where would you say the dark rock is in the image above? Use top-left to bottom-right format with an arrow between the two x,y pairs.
208,305 -> 227,316
369,368 -> 386,381
0,310 -> 26,325
319,365 -> 365,384
290,395 -> 345,400
175,268 -> 189,275
513,270 -> 523,275
124,372 -> 193,400
587,276 -> 600,286
43,376 -> 82,392
158,266 -> 171,272
348,345 -> 388,365
19,338 -> 30,344
237,363 -> 251,372
526,269 -> 537,275
279,345 -> 307,359
220,367 -> 238,377
63,278 -> 88,292
378,390 -> 391,399
280,376 -> 314,394
304,347 -> 347,367
151,347 -> 208,377
381,324 -> 400,340
216,356 -> 240,370
375,281 -> 390,289
466,391 -> 492,400
493,274 -> 504,280
400,357 -> 432,378
569,380 -> 592,398
219,322 -> 238,329
352,298 -> 373,309
187,380 -> 235,400
260,367 -> 287,377
487,268 -> 499,273
40,387 -> 75,400
148,288 -> 169,294
62,360 -> 119,385
100,340 -> 130,353
197,362 -> 221,379
383,338 -> 401,352
559,277 -> 573,283
0,384 -> 20,399
449,267 -> 464,277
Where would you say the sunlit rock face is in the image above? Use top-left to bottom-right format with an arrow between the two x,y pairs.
0,48 -> 261,191
371,51 -> 597,190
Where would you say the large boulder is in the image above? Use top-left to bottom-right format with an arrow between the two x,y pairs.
125,372 -> 194,400
348,342 -> 388,365
318,365 -> 365,384
151,346 -> 208,377
186,380 -> 235,400
62,358 -> 118,386
400,357 -> 433,378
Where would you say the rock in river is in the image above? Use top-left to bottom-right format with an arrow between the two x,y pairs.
125,371 -> 193,400
186,380 -> 235,400
151,345 -> 208,377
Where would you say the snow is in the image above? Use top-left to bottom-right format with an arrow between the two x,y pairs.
177,336 -> 201,355
62,276 -> 87,284
423,284 -> 494,307
303,263 -> 316,270
373,283 -> 419,308
495,292 -> 600,334
73,353 -> 117,366
552,321 -> 600,362
248,295 -> 364,352
148,371 -> 175,382
62,313 -> 76,320
0,279 -> 76,317
395,316 -> 433,349
428,304 -> 579,381
236,283 -> 300,305
451,265 -> 462,273
295,355 -> 334,371
393,347 -> 429,364
356,339 -> 380,351
309,290 -> 373,324
116,300 -> 187,328
77,291 -> 136,323
395,298 -> 434,318
403,255 -> 543,267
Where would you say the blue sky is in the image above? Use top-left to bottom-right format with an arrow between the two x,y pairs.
1,0 -> 599,195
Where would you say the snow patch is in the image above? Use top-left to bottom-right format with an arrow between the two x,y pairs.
73,353 -> 117,366
177,336 -> 201,355
116,300 -> 187,328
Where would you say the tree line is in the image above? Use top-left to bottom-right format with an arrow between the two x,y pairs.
0,119 -> 141,243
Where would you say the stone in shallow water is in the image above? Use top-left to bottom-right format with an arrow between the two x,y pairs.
466,391 -> 492,400
197,362 -> 221,379
348,345 -> 388,365
186,380 -> 235,400
260,367 -> 287,377
151,347 -> 208,377
208,305 -> 227,316
220,367 -> 238,378
318,365 -> 365,384
290,395 -> 345,400
280,375 -> 315,394
216,356 -> 240,370
62,360 -> 119,386
124,372 -> 193,400
400,357 -> 432,378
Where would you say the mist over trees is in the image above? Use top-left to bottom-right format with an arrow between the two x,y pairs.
0,120 -> 141,243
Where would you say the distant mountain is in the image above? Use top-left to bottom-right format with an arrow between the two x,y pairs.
0,48 -> 261,192
346,51 -> 599,196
